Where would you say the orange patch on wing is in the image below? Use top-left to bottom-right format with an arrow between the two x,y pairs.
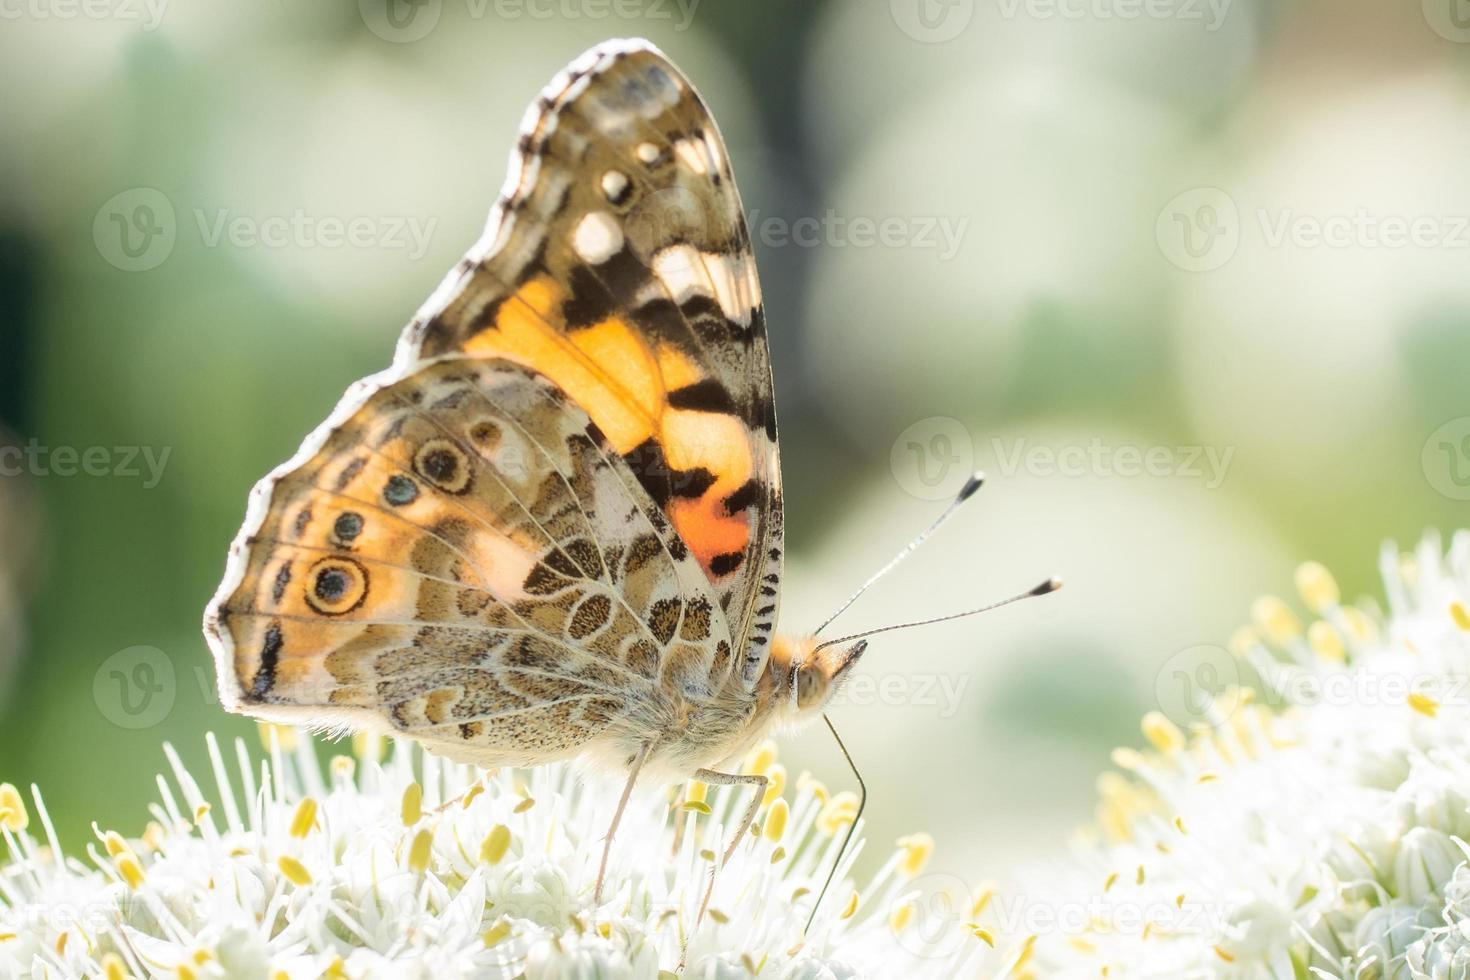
661,409 -> 753,574
463,275 -> 756,581
463,277 -> 653,453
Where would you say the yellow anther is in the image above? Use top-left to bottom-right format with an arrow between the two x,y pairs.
289,798 -> 318,839
840,891 -> 859,919
762,764 -> 787,807
890,902 -> 914,933
1342,606 -> 1377,644
351,731 -> 384,763
101,953 -> 128,980
0,784 -> 27,833
192,804 -> 211,826
400,782 -> 423,826
1213,945 -> 1236,962
896,832 -> 934,878
277,855 -> 312,886
1141,712 -> 1185,754
769,846 -> 786,864
796,771 -> 829,805
330,756 -> 355,781
1195,771 -> 1220,784
817,792 -> 860,836
1451,601 -> 1470,633
1110,747 -> 1146,771
1227,627 -> 1259,659
971,882 -> 996,917
1103,871 -> 1119,892
176,965 -> 196,980
1173,816 -> 1187,834
461,781 -> 486,809
1251,595 -> 1302,646
115,852 -> 145,889
191,950 -> 212,965
686,781 -> 709,805
681,801 -> 712,815
512,797 -> 535,814
764,799 -> 789,842
1307,621 -> 1345,663
745,740 -> 778,776
1136,865 -> 1146,885
256,722 -> 298,752
1294,561 -> 1339,612
480,824 -> 511,865
973,927 -> 995,946
408,828 -> 434,872
1409,692 -> 1440,718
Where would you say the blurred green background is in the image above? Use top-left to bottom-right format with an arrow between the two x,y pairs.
2,0 -> 1469,889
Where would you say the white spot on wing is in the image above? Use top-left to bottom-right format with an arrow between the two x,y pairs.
572,211 -> 624,265
636,142 -> 662,165
601,170 -> 629,203
651,246 -> 756,328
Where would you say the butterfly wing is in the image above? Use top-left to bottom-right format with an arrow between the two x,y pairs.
402,39 -> 783,686
206,358 -> 732,766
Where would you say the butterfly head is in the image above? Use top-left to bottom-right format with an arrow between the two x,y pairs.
769,634 -> 869,719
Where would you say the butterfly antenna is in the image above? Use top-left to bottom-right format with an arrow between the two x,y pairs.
806,713 -> 866,937
811,577 -> 1062,658
814,471 -> 986,637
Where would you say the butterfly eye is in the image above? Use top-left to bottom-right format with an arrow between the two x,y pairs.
305,558 -> 369,616
414,439 -> 473,494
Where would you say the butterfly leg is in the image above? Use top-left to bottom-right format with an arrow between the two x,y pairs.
593,742 -> 653,905
687,769 -> 768,939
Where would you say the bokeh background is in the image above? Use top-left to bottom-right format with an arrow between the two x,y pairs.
2,0 -> 1469,893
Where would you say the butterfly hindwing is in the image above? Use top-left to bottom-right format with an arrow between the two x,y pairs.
206,358 -> 733,765
404,40 -> 783,686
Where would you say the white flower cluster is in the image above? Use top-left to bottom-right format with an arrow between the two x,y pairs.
0,729 -> 1003,978
1001,531 -> 1470,978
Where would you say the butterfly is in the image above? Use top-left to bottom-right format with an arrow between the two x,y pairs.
203,37 -> 871,921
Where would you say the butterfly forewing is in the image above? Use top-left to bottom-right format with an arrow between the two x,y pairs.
206,39 -> 783,770
406,41 -> 783,686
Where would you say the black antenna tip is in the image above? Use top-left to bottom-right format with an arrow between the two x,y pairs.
1031,576 -> 1063,596
956,471 -> 985,502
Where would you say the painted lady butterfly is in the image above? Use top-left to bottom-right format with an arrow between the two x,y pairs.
203,37 -> 1057,928
203,36 -> 863,913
